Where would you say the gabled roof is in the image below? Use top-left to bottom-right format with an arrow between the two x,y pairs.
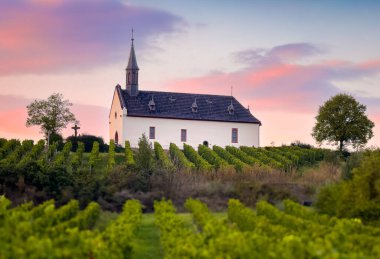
115,85 -> 261,125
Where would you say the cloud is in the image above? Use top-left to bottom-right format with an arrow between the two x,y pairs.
168,43 -> 380,114
233,43 -> 323,65
0,94 -> 108,141
0,0 -> 186,75
164,43 -> 380,146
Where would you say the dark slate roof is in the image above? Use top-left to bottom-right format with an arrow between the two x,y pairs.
115,85 -> 261,125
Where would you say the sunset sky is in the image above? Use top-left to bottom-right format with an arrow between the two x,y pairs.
1,0 -> 380,148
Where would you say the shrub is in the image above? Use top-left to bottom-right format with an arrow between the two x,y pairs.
135,134 -> 154,175
108,140 -> 116,170
183,144 -> 213,171
198,144 -> 230,171
169,143 -> 195,170
67,135 -> 108,152
212,145 -> 249,172
124,140 -> 135,167
225,146 -> 262,167
154,142 -> 175,170
315,151 -> 380,223
72,142 -> 84,170
240,146 -> 283,169
89,141 -> 100,171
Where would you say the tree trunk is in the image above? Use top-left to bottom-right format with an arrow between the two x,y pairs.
339,140 -> 344,152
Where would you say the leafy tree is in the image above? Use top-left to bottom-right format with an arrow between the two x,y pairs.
26,93 -> 77,144
135,134 -> 154,175
312,94 -> 374,152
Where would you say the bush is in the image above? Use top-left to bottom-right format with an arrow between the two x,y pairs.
107,140 -> 116,170
315,151 -> 380,223
67,135 -> 108,152
135,134 -> 154,175
240,146 -> 283,169
154,142 -> 175,170
183,144 -> 213,171
169,143 -> 195,170
225,146 -> 262,167
124,140 -> 135,167
212,145 -> 249,172
198,144 -> 230,171
89,142 -> 100,171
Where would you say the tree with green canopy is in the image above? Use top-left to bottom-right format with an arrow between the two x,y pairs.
312,93 -> 374,152
26,93 -> 77,145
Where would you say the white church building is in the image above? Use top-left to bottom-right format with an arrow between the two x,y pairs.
109,37 -> 261,149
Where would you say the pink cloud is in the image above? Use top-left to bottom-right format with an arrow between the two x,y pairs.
163,43 -> 380,147
0,0 -> 185,75
0,95 -> 108,141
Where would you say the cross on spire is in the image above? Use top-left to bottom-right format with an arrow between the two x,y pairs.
71,124 -> 80,137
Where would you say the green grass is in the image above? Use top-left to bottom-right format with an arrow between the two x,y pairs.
131,212 -> 210,259
132,214 -> 163,259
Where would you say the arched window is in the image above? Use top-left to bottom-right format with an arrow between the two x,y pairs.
115,131 -> 119,145
115,111 -> 117,119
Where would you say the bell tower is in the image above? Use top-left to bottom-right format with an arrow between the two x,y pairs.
126,29 -> 139,96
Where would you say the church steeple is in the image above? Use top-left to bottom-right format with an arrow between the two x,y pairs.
126,29 -> 139,96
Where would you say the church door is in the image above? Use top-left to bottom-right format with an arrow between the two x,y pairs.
115,131 -> 119,145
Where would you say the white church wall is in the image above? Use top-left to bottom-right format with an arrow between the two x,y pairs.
109,89 -> 124,145
122,116 -> 260,149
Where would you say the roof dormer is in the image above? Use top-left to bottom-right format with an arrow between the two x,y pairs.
148,96 -> 156,111
191,98 -> 198,113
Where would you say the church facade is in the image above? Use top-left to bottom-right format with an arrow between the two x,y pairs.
109,37 -> 261,149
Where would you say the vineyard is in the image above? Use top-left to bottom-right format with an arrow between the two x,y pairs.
0,138 -> 326,173
0,196 -> 142,258
155,199 -> 380,258
1,196 -> 379,258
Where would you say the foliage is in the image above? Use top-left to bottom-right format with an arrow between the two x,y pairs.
89,141 -> 100,171
124,140 -> 135,167
169,143 -> 195,170
312,93 -> 374,151
154,142 -> 174,170
135,134 -> 154,175
183,144 -> 213,171
198,144 -> 230,171
67,135 -> 108,152
240,146 -> 283,169
72,142 -> 84,170
213,145 -> 249,172
316,150 -> 380,223
0,197 -> 142,258
26,93 -> 77,142
108,140 -> 116,170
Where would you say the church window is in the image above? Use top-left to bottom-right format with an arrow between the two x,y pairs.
181,129 -> 187,142
115,131 -> 119,145
231,128 -> 238,143
149,126 -> 155,139
115,112 -> 117,119
128,72 -> 131,84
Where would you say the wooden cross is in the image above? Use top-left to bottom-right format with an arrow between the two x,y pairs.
71,124 -> 80,137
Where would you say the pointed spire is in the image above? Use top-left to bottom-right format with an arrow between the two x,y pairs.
127,29 -> 139,71
126,28 -> 139,96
